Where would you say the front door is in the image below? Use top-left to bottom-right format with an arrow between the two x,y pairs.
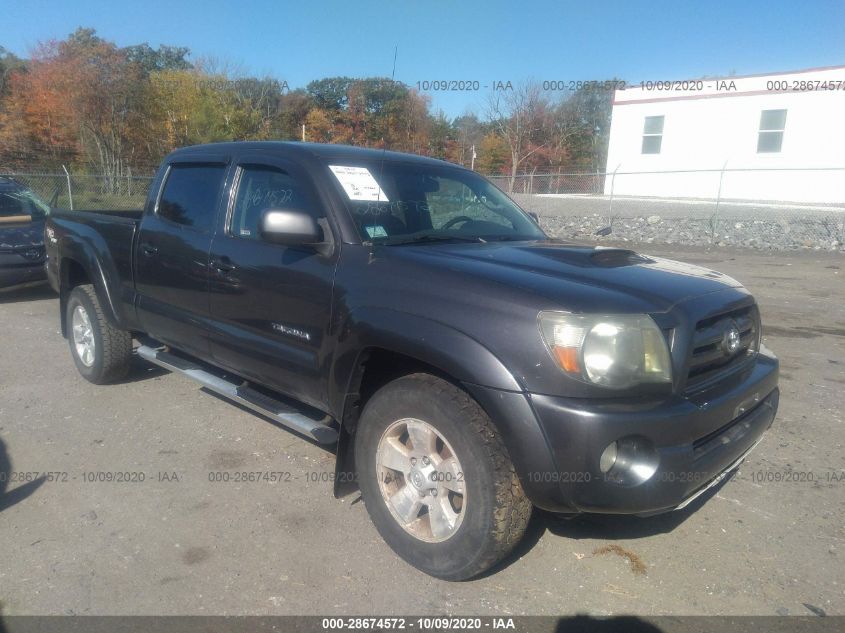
207,156 -> 337,411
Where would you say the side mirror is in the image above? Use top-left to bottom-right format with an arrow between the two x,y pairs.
259,209 -> 323,246
527,211 -> 540,224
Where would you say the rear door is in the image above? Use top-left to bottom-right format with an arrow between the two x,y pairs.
207,154 -> 338,410
134,159 -> 230,359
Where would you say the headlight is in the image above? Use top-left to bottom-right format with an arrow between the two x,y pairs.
538,312 -> 672,389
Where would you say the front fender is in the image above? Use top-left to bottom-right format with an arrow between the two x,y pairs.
329,307 -> 571,510
330,307 -> 522,417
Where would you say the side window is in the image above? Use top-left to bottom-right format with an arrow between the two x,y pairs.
230,165 -> 313,240
757,109 -> 787,153
158,164 -> 226,232
0,190 -> 28,219
641,115 -> 664,154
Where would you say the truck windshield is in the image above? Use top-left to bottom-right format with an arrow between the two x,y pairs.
329,161 -> 546,244
0,185 -> 51,220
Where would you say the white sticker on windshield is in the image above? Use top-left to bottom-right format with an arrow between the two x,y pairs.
329,165 -> 389,202
365,225 -> 388,238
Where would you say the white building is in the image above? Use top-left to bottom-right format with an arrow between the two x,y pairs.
603,66 -> 845,203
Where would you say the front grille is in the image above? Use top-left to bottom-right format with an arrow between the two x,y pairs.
686,305 -> 759,391
19,246 -> 45,261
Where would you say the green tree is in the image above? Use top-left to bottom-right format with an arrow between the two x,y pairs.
124,43 -> 191,74
273,90 -> 315,140
0,46 -> 26,96
306,77 -> 355,110
553,83 -> 614,171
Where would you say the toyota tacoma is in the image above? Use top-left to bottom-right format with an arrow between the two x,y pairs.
45,142 -> 779,580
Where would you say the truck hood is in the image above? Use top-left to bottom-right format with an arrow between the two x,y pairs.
389,240 -> 743,313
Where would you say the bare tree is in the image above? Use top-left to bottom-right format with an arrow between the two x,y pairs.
486,82 -> 552,192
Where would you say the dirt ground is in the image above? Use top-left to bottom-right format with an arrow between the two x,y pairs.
0,244 -> 843,617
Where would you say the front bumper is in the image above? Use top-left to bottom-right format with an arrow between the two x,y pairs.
472,351 -> 779,514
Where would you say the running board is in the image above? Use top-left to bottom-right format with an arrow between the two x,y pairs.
136,345 -> 338,444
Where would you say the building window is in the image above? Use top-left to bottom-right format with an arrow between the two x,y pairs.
641,115 -> 664,154
757,109 -> 787,153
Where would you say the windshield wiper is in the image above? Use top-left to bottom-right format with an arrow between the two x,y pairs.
382,233 -> 486,246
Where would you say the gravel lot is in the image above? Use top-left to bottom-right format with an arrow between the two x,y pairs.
512,194 -> 845,252
1,244 -> 843,617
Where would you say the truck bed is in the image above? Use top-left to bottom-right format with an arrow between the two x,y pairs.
46,210 -> 142,313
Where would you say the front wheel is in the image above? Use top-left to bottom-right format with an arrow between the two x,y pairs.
354,373 -> 531,580
66,284 -> 132,384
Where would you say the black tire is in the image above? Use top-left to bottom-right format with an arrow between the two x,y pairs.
66,284 -> 132,384
355,373 -> 531,580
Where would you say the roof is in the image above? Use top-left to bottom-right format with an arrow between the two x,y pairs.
613,64 -> 845,106
0,177 -> 24,191
169,141 -> 461,169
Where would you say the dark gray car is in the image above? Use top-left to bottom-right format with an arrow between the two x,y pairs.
0,178 -> 50,290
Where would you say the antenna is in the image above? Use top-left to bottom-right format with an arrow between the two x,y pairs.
376,45 -> 397,196
382,44 -> 398,154
370,45 -> 397,258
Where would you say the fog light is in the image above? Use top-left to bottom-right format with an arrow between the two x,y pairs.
602,436 -> 659,486
599,441 -> 618,473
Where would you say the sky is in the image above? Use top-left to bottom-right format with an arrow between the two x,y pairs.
2,0 -> 843,118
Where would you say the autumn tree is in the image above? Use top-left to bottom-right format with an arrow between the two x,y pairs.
0,29 -> 150,183
0,28 -> 612,180
0,43 -> 80,169
304,108 -> 333,142
475,132 -> 509,174
486,82 -> 555,191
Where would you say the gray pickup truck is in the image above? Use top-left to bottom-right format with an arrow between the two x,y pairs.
45,142 -> 779,580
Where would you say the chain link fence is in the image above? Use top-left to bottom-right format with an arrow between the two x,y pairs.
486,172 -> 604,195
3,167 -> 844,251
489,167 -> 845,251
1,172 -> 154,211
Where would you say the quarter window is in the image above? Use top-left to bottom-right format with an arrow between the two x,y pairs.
641,115 -> 664,154
230,165 -> 314,240
757,109 -> 787,153
158,164 -> 226,231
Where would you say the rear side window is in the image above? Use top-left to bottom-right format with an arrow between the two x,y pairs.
0,191 -> 28,218
158,164 -> 226,231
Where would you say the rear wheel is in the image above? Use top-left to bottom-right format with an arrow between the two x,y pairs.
355,373 -> 531,580
66,284 -> 132,384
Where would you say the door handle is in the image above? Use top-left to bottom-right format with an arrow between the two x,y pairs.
140,242 -> 158,256
211,257 -> 236,273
